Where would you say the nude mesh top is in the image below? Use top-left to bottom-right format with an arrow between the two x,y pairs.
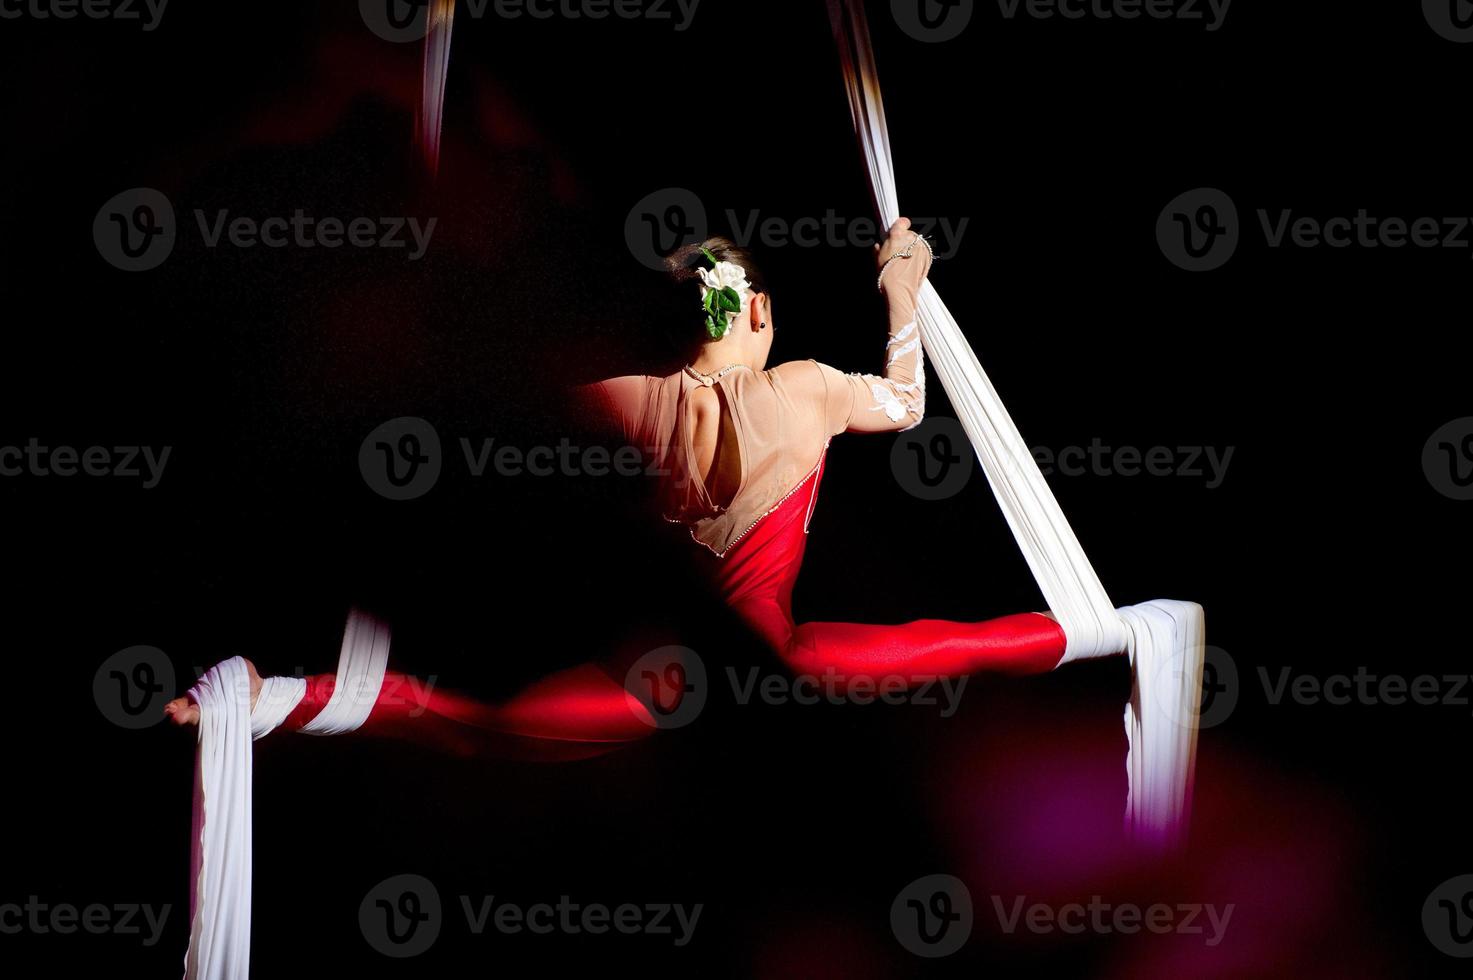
582,285 -> 925,556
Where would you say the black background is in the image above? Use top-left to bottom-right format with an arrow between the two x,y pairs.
2,0 -> 1469,976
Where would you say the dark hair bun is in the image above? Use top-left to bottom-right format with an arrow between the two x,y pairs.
664,237 -> 768,295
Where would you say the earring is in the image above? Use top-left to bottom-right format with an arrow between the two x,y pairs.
759,322 -> 767,330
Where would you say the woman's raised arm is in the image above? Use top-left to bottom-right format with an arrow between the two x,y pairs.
783,217 -> 931,435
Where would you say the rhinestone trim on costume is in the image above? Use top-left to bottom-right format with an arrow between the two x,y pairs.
670,438 -> 832,559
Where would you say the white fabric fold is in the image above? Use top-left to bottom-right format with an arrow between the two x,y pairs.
183,610 -> 390,980
827,0 -> 1205,849
297,610 -> 391,736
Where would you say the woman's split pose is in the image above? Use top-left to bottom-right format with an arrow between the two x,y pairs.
169,218 -> 1066,752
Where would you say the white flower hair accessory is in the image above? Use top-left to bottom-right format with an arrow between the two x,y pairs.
696,247 -> 752,340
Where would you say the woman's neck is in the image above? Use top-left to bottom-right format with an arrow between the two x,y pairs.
688,347 -> 757,375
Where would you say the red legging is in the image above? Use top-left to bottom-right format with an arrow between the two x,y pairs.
280,665 -> 666,761
707,454 -> 1067,688
285,458 -> 1067,759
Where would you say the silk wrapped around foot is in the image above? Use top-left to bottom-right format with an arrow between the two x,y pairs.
827,0 -> 1207,851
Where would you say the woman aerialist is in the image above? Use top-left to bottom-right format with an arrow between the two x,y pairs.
164,218 -> 1067,752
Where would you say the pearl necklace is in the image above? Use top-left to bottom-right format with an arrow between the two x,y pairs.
683,363 -> 746,387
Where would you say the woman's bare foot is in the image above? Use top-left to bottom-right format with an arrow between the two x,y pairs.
164,659 -> 263,727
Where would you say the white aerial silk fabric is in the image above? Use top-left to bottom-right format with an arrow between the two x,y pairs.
182,610 -> 390,980
827,0 -> 1205,850
415,0 -> 457,178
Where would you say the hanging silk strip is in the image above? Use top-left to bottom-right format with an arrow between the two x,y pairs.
415,0 -> 457,178
182,610 -> 391,980
826,0 -> 1206,850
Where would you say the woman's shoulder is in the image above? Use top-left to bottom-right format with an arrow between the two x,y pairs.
579,373 -> 665,406
575,374 -> 671,442
767,359 -> 851,396
766,359 -> 827,387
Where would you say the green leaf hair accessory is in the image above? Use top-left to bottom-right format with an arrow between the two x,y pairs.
696,248 -> 752,340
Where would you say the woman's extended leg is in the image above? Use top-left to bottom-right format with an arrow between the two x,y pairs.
166,660 -> 685,762
781,611 -> 1067,691
286,665 -> 666,760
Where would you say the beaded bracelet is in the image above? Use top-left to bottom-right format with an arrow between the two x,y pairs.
876,233 -> 935,291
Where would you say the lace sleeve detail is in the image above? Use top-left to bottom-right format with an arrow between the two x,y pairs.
858,317 -> 925,430
815,312 -> 926,435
